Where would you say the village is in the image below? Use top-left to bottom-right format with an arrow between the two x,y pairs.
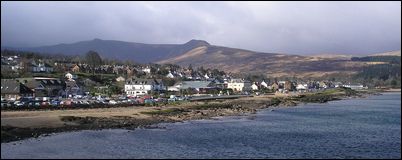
1,52 -> 368,109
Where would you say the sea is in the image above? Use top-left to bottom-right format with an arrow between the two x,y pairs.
1,92 -> 401,159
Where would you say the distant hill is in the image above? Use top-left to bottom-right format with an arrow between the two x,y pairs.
2,39 -> 399,78
369,50 -> 401,57
2,38 -> 210,63
157,45 -> 393,78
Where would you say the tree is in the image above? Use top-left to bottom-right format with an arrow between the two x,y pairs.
162,77 -> 178,86
188,64 -> 193,71
85,51 -> 103,75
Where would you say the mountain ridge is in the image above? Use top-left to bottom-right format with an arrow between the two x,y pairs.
1,38 -> 211,63
2,39 -> 400,78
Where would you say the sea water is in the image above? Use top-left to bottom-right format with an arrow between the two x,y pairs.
1,92 -> 400,159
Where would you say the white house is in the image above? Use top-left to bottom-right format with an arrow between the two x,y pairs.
251,83 -> 259,90
342,84 -> 367,90
296,84 -> 308,90
65,72 -> 77,80
31,61 -> 53,73
168,81 -> 216,93
177,72 -> 183,78
334,82 -> 343,88
125,78 -> 165,97
204,73 -> 210,79
142,66 -> 151,74
227,79 -> 252,92
166,71 -> 175,78
115,76 -> 126,82
65,73 -> 73,80
260,80 -> 268,88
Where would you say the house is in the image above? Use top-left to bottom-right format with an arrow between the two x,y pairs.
31,61 -> 54,73
65,80 -> 82,97
184,72 -> 193,80
284,81 -> 296,91
115,76 -> 126,82
142,66 -> 151,74
269,82 -> 279,91
169,81 -> 217,93
342,84 -> 368,90
296,83 -> 308,91
65,72 -> 77,80
112,65 -> 124,74
214,79 -> 227,89
260,80 -> 268,88
125,78 -> 165,97
251,83 -> 259,90
71,64 -> 80,72
166,71 -> 175,78
204,73 -> 210,79
334,82 -> 343,88
1,57 -> 23,72
1,79 -> 34,101
319,81 -> 328,89
177,72 -> 184,78
17,77 -> 64,98
227,79 -> 252,92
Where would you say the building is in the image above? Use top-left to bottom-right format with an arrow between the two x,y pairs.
260,80 -> 268,88
115,76 -> 126,82
142,66 -> 151,74
251,83 -> 259,90
17,77 -> 64,97
1,79 -> 34,101
169,81 -> 217,93
65,72 -> 77,80
296,84 -> 308,91
166,71 -> 175,78
204,73 -> 210,79
125,78 -> 165,97
31,61 -> 54,73
269,82 -> 279,91
71,64 -> 80,72
342,84 -> 368,90
227,79 -> 252,92
65,80 -> 82,97
64,73 -> 82,97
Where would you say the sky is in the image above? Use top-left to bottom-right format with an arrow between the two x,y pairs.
1,1 -> 401,55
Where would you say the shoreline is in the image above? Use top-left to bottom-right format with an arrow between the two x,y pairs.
1,88 -> 384,143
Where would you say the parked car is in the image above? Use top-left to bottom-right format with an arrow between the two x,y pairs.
51,100 -> 61,106
168,98 -> 176,102
154,98 -> 167,103
41,101 -> 50,107
144,99 -> 155,105
14,101 -> 25,107
109,100 -> 118,105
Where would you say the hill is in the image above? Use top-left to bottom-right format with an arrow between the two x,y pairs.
2,39 -> 399,78
157,45 -> 388,78
2,39 -> 210,63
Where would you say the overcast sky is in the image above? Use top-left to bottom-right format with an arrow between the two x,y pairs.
1,1 -> 401,55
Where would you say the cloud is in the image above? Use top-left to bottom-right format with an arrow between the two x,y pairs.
1,1 -> 401,55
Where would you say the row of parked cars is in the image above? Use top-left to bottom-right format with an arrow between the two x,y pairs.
1,96 -> 137,109
1,93 -> 200,110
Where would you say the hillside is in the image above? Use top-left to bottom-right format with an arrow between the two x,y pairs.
369,50 -> 401,57
2,39 -> 210,63
2,39 -> 399,78
157,45 -> 386,78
